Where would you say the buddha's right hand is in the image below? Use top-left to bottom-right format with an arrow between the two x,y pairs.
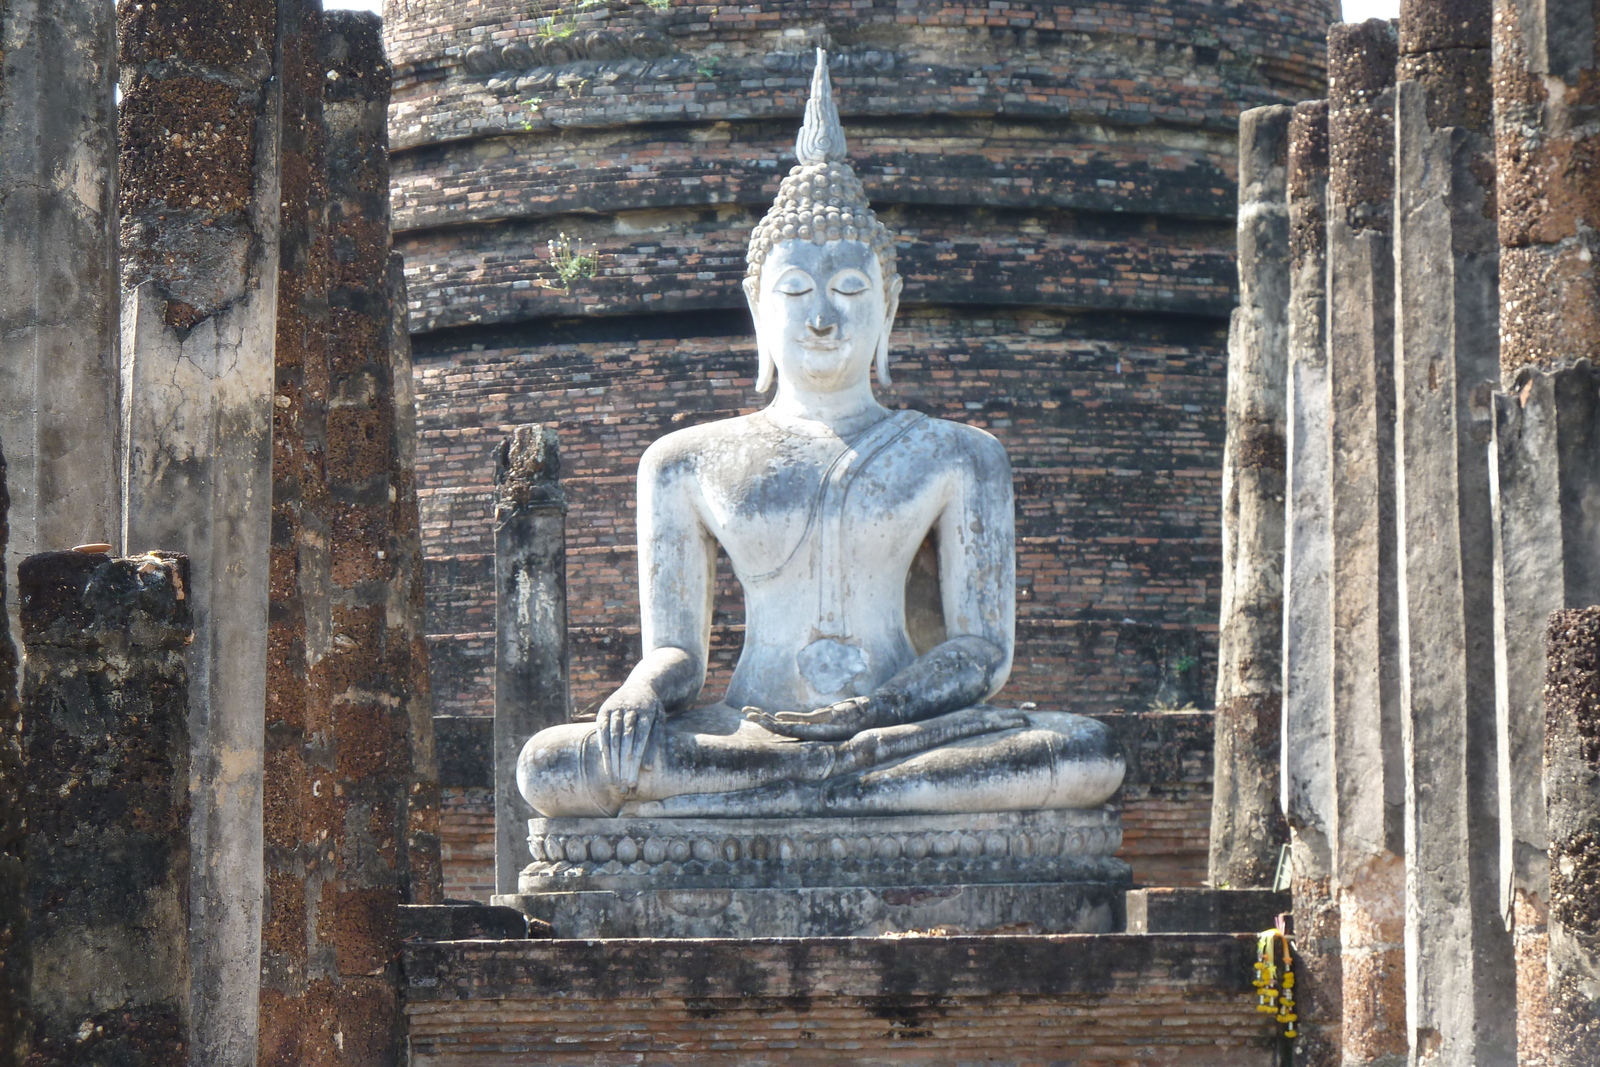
595,683 -> 662,792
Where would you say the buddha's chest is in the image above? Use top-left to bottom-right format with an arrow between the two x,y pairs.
695,429 -> 947,587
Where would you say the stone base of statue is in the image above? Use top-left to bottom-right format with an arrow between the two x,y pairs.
491,807 -> 1130,938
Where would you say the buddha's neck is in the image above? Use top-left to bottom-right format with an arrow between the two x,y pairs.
767,376 -> 888,437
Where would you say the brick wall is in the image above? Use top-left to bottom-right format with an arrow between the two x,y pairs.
403,934 -> 1279,1065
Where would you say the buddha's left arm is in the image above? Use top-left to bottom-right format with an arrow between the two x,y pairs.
875,430 -> 1016,719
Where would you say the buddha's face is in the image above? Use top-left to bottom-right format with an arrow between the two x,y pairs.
745,239 -> 901,394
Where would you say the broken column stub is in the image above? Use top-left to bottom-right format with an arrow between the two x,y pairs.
0,0 -> 123,638
1393,1 -> 1518,1060
17,551 -> 191,1066
1325,20 -> 1408,1067
493,425 -> 570,896
1283,98 -> 1340,1067
1491,363 -> 1600,1065
1209,103 -> 1291,891
1543,608 -> 1600,1067
117,2 -> 282,1063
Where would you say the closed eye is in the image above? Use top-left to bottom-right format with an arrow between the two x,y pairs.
773,268 -> 815,296
830,270 -> 871,295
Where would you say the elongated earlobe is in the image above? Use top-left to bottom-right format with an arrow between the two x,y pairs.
756,344 -> 775,393
876,274 -> 903,387
744,276 -> 774,393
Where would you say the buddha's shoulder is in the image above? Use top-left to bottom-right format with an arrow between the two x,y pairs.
909,414 -> 1011,471
638,414 -> 772,473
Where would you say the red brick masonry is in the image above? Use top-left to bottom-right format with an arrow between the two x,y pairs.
403,933 -> 1280,1065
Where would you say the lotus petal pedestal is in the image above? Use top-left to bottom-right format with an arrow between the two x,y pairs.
492,806 -> 1130,938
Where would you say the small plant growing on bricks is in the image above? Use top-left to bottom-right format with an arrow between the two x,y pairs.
544,232 -> 598,289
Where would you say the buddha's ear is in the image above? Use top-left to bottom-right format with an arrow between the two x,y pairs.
743,276 -> 775,393
876,274 -> 904,387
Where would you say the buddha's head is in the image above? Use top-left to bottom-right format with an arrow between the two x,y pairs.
744,52 -> 903,394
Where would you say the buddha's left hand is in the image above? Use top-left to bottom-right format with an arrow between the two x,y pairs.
744,695 -> 899,741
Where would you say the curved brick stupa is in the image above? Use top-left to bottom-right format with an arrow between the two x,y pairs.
381,0 -> 1333,720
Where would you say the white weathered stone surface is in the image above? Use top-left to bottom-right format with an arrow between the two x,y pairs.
1209,103 -> 1291,890
1393,72 -> 1515,1066
0,0 -> 122,635
121,278 -> 277,1063
514,53 -> 1124,827
494,426 -> 569,896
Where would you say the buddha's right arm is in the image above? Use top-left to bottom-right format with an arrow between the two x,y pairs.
633,435 -> 718,712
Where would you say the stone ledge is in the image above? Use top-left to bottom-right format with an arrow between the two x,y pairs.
492,881 -> 1124,938
1126,886 -> 1291,933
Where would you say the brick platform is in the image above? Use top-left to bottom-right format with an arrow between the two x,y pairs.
402,933 -> 1279,1065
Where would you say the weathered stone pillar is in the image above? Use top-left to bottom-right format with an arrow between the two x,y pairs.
1491,364 -> 1600,1065
0,0 -> 122,637
389,253 -> 444,906
492,426 -> 569,896
259,0 -> 330,1059
1543,608 -> 1600,1067
117,3 -> 281,1063
1209,104 -> 1291,891
1392,1 -> 1517,1061
1492,0 -> 1600,1059
1283,97 -> 1340,1067
0,448 -> 24,1066
17,550 -> 191,1065
1324,20 -> 1408,1066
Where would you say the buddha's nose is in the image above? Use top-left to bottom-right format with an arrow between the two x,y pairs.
806,315 -> 836,337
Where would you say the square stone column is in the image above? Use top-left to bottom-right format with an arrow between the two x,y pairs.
0,0 -> 123,639
1283,97 -> 1340,1067
117,3 -> 282,1061
1209,103 -> 1292,890
1393,0 -> 1517,1060
1324,20 -> 1408,1066
493,426 -> 570,896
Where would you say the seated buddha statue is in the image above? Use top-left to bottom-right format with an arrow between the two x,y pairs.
518,53 -> 1124,821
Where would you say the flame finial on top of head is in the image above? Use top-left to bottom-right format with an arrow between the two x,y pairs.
795,49 -> 847,165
